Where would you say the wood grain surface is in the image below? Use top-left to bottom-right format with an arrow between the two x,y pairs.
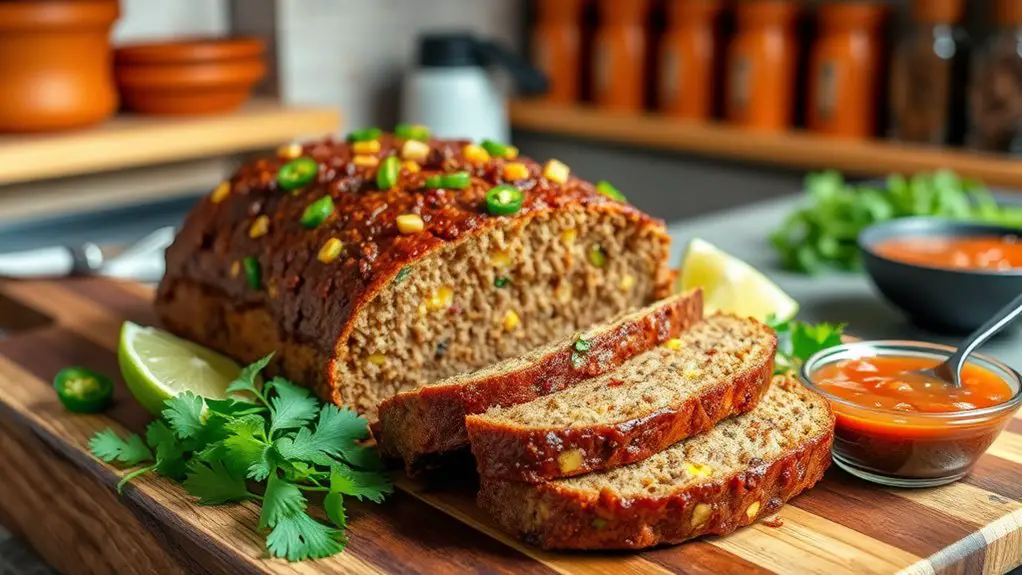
509,100 -> 1022,190
0,277 -> 1020,575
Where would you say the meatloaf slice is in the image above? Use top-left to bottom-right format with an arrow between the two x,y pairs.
375,289 -> 704,475
465,314 -> 776,482
156,133 -> 672,418
478,375 -> 834,550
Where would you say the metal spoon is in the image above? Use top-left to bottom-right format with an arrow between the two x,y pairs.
910,292 -> 1022,388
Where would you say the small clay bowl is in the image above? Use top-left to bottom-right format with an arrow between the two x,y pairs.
114,37 -> 266,115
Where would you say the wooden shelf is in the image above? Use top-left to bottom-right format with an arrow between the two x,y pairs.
510,100 -> 1022,189
0,100 -> 341,186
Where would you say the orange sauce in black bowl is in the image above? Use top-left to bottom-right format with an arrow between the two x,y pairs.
873,235 -> 1022,271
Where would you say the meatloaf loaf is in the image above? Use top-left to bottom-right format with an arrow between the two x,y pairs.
478,375 -> 835,550
376,289 -> 704,475
156,132 -> 672,416
466,314 -> 777,483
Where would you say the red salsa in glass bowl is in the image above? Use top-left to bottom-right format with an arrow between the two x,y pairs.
800,340 -> 1022,487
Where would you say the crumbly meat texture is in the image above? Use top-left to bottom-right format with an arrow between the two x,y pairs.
478,375 -> 835,550
466,314 -> 777,482
156,135 -> 672,417
375,289 -> 704,476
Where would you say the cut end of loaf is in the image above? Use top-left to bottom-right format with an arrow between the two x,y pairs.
336,205 -> 671,417
477,375 -> 835,549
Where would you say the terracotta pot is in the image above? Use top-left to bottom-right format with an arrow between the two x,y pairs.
114,38 -> 267,115
0,0 -> 120,132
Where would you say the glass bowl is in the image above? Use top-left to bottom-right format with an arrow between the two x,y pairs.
800,340 -> 1022,488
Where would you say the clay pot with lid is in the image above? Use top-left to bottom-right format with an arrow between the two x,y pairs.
0,0 -> 120,132
114,37 -> 267,115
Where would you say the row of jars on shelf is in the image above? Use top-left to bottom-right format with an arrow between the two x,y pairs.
531,0 -> 1022,154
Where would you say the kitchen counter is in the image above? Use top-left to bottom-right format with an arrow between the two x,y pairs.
1,194 -> 1020,574
665,196 -> 1022,367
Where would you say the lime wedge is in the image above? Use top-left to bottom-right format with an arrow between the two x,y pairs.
118,321 -> 243,415
678,238 -> 799,322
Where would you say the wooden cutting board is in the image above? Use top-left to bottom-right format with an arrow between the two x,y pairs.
1,277 -> 1020,575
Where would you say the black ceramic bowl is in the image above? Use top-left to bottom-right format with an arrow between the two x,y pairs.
859,217 -> 1022,333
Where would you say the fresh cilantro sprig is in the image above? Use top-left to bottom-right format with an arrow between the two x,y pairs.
770,170 -> 1022,274
88,354 -> 392,562
766,315 -> 845,375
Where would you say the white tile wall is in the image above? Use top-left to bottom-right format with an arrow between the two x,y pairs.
274,0 -> 523,130
114,0 -> 228,43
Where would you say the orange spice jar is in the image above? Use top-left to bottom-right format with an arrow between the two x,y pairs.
592,0 -> 651,111
807,2 -> 887,138
659,0 -> 724,119
532,0 -> 586,104
725,1 -> 800,131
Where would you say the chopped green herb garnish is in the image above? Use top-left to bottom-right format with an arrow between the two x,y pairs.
494,276 -> 509,288
571,335 -> 592,369
395,266 -> 411,283
243,256 -> 261,290
588,245 -> 607,268
88,355 -> 392,562
301,196 -> 335,229
768,315 -> 845,375
574,338 -> 592,353
347,127 -> 381,142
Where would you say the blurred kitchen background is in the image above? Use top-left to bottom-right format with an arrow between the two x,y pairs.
0,0 -> 1019,255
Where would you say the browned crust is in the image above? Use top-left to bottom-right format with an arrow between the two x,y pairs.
375,290 -> 704,477
477,402 -> 834,549
465,324 -> 778,483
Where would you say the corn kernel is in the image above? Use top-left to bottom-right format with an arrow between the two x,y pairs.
418,302 -> 428,316
368,353 -> 386,366
277,142 -> 303,159
318,237 -> 344,263
691,503 -> 712,527
490,250 -> 512,268
505,145 -> 520,160
401,139 -> 430,162
746,501 -> 761,520
503,309 -> 521,331
557,449 -> 584,473
665,338 -> 683,351
427,285 -> 454,311
503,162 -> 530,181
560,228 -> 577,245
619,274 -> 636,292
555,282 -> 572,304
230,260 -> 241,278
686,463 -> 712,478
353,155 -> 379,167
403,160 -> 420,174
248,215 -> 270,239
462,143 -> 491,164
352,140 -> 381,154
210,181 -> 231,203
397,213 -> 424,234
543,159 -> 570,184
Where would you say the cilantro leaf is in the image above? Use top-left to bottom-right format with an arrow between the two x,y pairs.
222,414 -> 276,481
89,429 -> 153,466
323,492 -> 346,529
161,391 -> 206,439
146,420 -> 188,479
274,405 -> 369,467
225,353 -> 273,398
183,459 -> 252,505
259,474 -> 307,529
205,397 -> 266,418
267,378 -> 318,437
266,511 -> 346,562
328,465 -> 392,504
772,320 -> 845,375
